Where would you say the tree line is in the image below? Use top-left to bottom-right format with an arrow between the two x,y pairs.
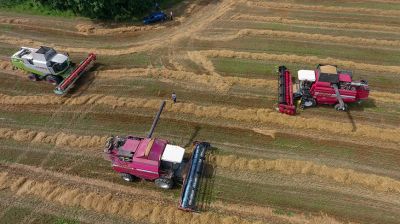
0,0 -> 163,21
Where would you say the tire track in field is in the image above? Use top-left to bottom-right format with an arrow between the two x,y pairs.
362,0 -> 400,3
0,171 -> 258,224
198,49 -> 400,74
183,51 -> 400,104
185,51 -> 277,90
0,93 -> 399,144
0,60 -> 25,76
0,0 -> 237,55
0,59 -> 273,92
97,67 -> 231,92
0,16 -> 79,36
0,60 -> 23,77
195,28 -> 400,48
0,34 -> 153,55
0,16 -> 164,36
75,24 -> 164,35
1,163 -> 345,224
247,1 -> 400,17
211,202 -> 343,224
230,14 -> 400,34
1,128 -> 399,195
4,61 -> 396,103
96,68 -> 400,103
4,163 -> 164,200
370,91 -> 400,104
96,67 -> 276,91
0,60 -> 12,70
0,17 -> 29,24
210,155 -> 400,193
0,128 -> 107,149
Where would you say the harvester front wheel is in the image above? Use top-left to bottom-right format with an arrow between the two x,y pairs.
303,99 -> 316,107
334,103 -> 348,111
46,75 -> 62,85
155,178 -> 173,189
121,173 -> 135,182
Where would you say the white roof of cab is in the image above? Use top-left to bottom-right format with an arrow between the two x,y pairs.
298,70 -> 316,81
161,144 -> 185,163
51,54 -> 68,63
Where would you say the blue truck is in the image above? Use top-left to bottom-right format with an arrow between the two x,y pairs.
143,11 -> 168,24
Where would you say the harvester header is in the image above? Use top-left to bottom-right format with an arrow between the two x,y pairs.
179,142 -> 209,211
278,66 -> 296,115
54,53 -> 96,95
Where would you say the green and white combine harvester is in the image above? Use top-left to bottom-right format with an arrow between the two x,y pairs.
11,46 -> 96,95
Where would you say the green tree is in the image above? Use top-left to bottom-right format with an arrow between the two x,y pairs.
33,0 -> 155,20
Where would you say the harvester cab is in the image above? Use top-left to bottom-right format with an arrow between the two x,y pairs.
104,100 -> 210,211
11,46 -> 96,95
278,65 -> 369,115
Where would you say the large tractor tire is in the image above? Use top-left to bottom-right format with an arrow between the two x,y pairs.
303,98 -> 316,107
155,178 -> 173,189
46,75 -> 63,85
121,173 -> 135,182
28,74 -> 40,81
334,103 -> 348,111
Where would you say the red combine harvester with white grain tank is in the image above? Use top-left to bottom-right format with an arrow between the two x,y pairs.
278,64 -> 369,115
104,100 -> 210,212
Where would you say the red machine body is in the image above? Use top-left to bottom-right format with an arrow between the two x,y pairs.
106,137 -> 171,181
310,67 -> 369,105
277,65 -> 369,115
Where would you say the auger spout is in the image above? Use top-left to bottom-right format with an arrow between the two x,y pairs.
147,100 -> 166,138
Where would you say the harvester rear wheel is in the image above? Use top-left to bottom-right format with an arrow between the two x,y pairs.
28,74 -> 39,81
155,178 -> 173,189
121,173 -> 135,182
46,75 -> 62,85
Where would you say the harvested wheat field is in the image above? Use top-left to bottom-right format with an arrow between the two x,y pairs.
0,0 -> 399,223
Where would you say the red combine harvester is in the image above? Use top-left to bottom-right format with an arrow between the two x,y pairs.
278,64 -> 369,115
104,101 -> 210,211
